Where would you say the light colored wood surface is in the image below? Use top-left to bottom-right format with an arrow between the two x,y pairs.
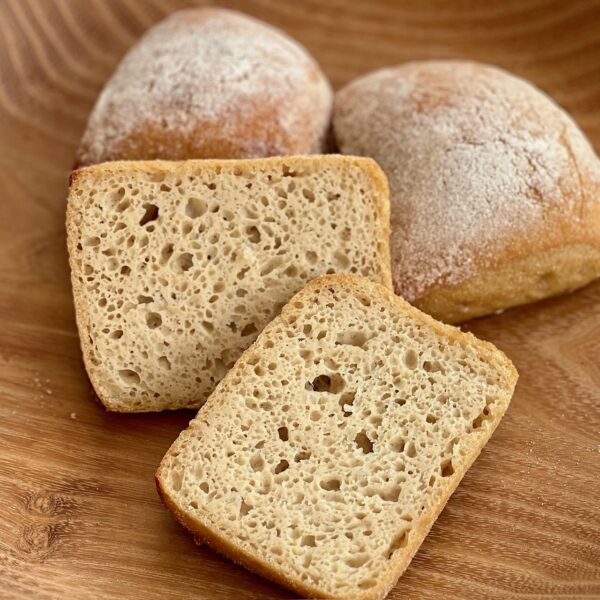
1,0 -> 599,598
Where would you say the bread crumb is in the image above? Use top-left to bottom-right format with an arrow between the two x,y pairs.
70,412 -> 77,420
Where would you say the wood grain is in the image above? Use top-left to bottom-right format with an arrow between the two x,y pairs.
1,0 -> 599,598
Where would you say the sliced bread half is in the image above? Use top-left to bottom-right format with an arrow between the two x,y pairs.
66,157 -> 390,411
156,275 -> 518,600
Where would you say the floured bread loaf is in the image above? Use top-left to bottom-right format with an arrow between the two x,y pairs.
75,8 -> 333,167
66,156 -> 391,411
334,60 -> 600,323
156,275 -> 517,600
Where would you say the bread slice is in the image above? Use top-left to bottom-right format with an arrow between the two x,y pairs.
66,157 -> 391,411
156,275 -> 517,600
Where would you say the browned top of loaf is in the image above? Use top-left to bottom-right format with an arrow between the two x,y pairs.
334,60 -> 600,301
76,8 -> 333,167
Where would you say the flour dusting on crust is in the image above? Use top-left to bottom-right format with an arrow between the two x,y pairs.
77,8 -> 332,165
334,61 -> 600,301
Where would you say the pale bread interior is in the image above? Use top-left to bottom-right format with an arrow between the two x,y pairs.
67,157 -> 390,411
157,275 -> 517,600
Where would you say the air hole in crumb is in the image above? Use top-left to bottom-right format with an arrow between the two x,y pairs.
306,373 -> 344,393
246,226 -> 261,243
146,312 -> 162,329
294,450 -> 311,462
239,500 -> 252,517
334,251 -> 350,269
241,323 -> 257,337
199,482 -> 209,493
441,459 -> 454,477
84,236 -> 100,247
301,535 -> 316,547
339,391 -> 356,416
423,360 -> 444,373
359,580 -> 377,590
305,250 -> 318,265
310,410 -> 321,422
426,414 -> 437,425
260,257 -> 282,276
386,531 -> 409,559
391,437 -> 405,453
176,252 -> 193,272
137,295 -> 152,304
158,356 -> 171,370
302,188 -> 315,202
139,203 -> 159,226
170,471 -> 183,491
120,265 -> 131,276
403,348 -> 418,370
278,426 -> 288,441
336,330 -> 369,349
346,555 -> 369,569
472,412 -> 488,429
160,243 -> 174,263
354,430 -> 374,454
118,369 -> 140,385
405,442 -> 417,458
185,197 -> 207,218
320,479 -> 341,491
110,330 -> 123,339
376,485 -> 401,502
274,460 -> 289,474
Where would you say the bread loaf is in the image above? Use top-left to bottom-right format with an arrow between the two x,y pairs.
75,8 -> 333,167
66,156 -> 391,411
334,60 -> 600,323
156,275 -> 517,600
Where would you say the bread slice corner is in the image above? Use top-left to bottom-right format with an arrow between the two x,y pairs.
156,274 -> 517,599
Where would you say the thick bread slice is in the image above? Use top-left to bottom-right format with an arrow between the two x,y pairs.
156,275 -> 517,600
66,157 -> 391,411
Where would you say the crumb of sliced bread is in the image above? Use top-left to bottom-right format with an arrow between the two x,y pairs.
66,156 -> 391,411
156,274 -> 517,600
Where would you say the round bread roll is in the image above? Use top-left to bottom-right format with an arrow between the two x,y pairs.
334,60 -> 600,323
75,8 -> 332,167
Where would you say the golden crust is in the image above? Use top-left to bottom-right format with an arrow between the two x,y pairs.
416,243 -> 600,323
156,274 -> 517,600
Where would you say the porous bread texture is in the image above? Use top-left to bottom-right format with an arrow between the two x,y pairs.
66,156 -> 391,412
75,8 -> 333,167
334,60 -> 600,323
157,275 -> 517,600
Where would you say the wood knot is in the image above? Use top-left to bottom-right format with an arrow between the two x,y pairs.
16,523 -> 68,562
23,492 -> 76,516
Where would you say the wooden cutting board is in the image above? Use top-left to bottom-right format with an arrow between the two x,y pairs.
1,1 -> 599,598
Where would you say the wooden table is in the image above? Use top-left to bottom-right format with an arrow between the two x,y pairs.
1,1 -> 599,598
